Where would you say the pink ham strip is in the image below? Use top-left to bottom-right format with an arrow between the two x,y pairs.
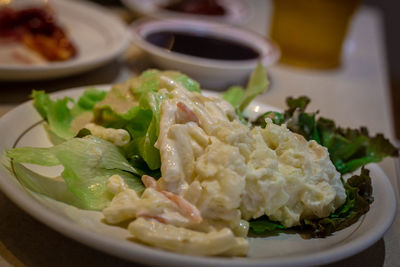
136,210 -> 166,224
177,101 -> 200,125
141,175 -> 202,224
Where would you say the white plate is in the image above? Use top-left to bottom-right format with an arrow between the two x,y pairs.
0,86 -> 397,266
0,0 -> 129,81
121,0 -> 252,26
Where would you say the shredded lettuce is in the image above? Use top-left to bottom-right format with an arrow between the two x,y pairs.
6,136 -> 144,210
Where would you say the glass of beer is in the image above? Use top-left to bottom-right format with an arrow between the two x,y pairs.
270,0 -> 361,69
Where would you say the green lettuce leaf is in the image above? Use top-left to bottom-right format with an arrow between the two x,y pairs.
123,90 -> 168,170
221,62 -> 269,125
127,69 -> 201,96
31,88 -> 106,140
222,62 -> 269,112
174,73 -> 201,93
6,147 -> 59,166
1,155 -> 80,207
6,136 -> 144,210
222,86 -> 245,108
239,62 -> 269,111
249,216 -> 286,234
129,155 -> 161,179
253,111 -> 284,127
94,89 -> 167,170
93,70 -> 200,170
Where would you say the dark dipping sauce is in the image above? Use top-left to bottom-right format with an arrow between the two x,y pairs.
146,31 -> 260,61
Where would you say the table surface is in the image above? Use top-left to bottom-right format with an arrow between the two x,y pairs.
0,1 -> 399,266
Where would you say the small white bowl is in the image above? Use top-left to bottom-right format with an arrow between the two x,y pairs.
130,19 -> 280,90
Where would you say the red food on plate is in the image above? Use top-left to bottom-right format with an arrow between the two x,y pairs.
0,6 -> 77,62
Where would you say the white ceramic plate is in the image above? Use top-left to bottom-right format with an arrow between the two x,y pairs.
0,0 -> 129,81
121,0 -> 252,26
0,86 -> 397,266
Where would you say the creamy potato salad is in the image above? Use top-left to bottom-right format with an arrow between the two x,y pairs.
6,65 -> 395,257
100,78 -> 345,256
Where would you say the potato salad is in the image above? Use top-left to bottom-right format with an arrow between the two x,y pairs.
101,76 -> 345,256
6,64 -> 396,257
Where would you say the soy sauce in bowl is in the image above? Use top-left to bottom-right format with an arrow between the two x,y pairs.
130,19 -> 280,89
145,31 -> 260,61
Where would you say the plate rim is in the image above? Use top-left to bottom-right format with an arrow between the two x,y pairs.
0,85 -> 397,266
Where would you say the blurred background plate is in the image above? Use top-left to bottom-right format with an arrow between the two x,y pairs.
0,0 -> 129,81
121,0 -> 252,26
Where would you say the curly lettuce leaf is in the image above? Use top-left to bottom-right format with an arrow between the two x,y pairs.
250,96 -> 397,237
301,167 -> 373,237
249,168 -> 373,237
254,96 -> 399,174
6,136 -> 144,210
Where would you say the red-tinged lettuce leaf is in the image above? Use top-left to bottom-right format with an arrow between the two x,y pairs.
250,96 -> 397,237
249,167 -> 373,237
300,167 -> 373,237
253,96 -> 399,174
